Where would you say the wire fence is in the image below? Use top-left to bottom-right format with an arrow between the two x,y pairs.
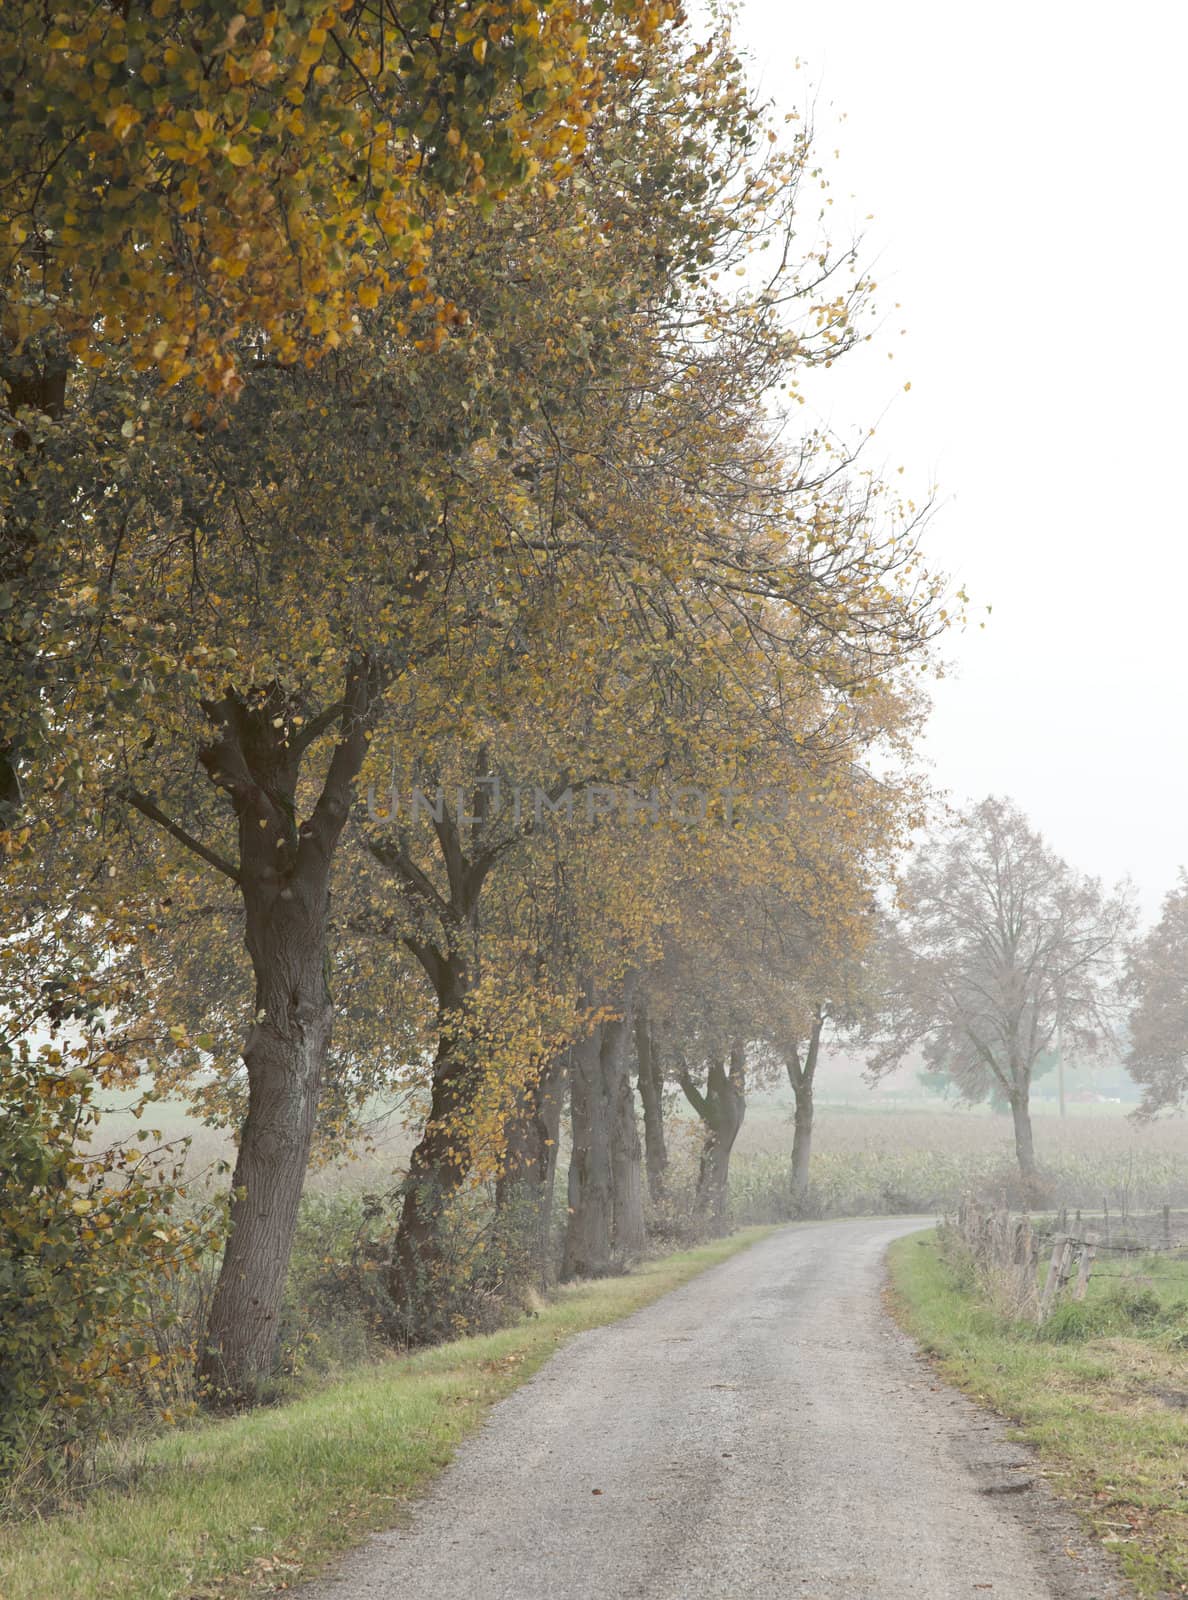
949,1199 -> 1188,1323
1033,1204 -> 1188,1254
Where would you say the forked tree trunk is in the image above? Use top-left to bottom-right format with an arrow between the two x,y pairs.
681,1040 -> 746,1226
785,1012 -> 824,1209
634,1005 -> 668,1204
186,666 -> 377,1403
363,757 -> 509,1338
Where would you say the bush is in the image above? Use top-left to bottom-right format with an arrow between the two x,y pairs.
0,1042 -> 221,1503
282,1182 -> 547,1362
1035,1281 -> 1174,1344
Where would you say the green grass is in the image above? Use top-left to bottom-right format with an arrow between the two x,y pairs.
0,1228 -> 772,1600
888,1230 -> 1188,1598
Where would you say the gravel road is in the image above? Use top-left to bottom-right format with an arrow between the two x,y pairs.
300,1217 -> 1140,1600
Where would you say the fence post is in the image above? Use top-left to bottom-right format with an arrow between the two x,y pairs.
1072,1234 -> 1097,1301
1164,1205 -> 1172,1250
1013,1217 -> 1037,1317
1039,1236 -> 1070,1323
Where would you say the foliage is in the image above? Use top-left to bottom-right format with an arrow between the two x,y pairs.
1,0 -> 677,394
0,1041 -> 222,1495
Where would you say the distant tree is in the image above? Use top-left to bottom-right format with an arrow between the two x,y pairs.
864,797 -> 1133,1190
1125,871 -> 1188,1115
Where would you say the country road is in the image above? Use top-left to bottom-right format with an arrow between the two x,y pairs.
300,1218 -> 1139,1600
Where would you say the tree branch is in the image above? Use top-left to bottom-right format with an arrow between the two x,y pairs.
119,788 -> 241,884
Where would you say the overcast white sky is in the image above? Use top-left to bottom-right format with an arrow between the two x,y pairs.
727,0 -> 1188,922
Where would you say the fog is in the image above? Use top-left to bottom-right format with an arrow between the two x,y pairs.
733,0 -> 1188,920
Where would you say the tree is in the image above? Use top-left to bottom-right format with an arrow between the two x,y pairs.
865,796 -> 1133,1190
783,1008 -> 824,1207
677,1038 -> 747,1223
0,0 -> 678,830
633,997 -> 669,1203
1125,870 -> 1188,1115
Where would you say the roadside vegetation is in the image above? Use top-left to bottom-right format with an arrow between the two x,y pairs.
0,1228 -> 771,1600
890,1227 -> 1188,1598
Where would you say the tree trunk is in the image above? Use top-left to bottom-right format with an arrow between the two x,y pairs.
1010,1087 -> 1039,1189
786,1012 -> 823,1209
385,1013 -> 475,1342
789,1078 -> 814,1203
495,1052 -> 566,1281
563,975 -> 640,1277
611,1017 -> 645,1261
193,667 -> 376,1403
682,1040 -> 746,1228
535,1056 -> 565,1276
561,1025 -> 613,1278
200,922 -> 331,1400
634,1005 -> 668,1204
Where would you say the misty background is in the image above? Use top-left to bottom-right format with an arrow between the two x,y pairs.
730,0 -> 1188,923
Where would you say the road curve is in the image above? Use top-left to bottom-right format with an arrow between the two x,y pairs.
300,1217 -> 1138,1600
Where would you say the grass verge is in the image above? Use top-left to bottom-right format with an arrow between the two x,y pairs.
0,1227 -> 772,1600
888,1229 -> 1188,1598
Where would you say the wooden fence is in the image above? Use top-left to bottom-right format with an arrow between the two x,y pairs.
951,1197 -> 1100,1324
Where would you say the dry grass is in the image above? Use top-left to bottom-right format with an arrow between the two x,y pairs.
735,1104 -> 1187,1163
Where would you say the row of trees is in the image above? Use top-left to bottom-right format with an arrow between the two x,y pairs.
1,0 -> 945,1425
5,3 -> 1180,1461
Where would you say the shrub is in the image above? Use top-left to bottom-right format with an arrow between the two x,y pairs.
0,1042 -> 221,1502
283,1181 -> 547,1361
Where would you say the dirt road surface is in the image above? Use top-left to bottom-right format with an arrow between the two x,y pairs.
299,1217 -> 1139,1600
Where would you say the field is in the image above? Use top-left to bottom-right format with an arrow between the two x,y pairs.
95,1082 -> 1188,1219
728,1097 -> 1188,1219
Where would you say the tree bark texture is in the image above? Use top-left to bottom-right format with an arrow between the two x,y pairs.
196,664 -> 376,1402
634,1004 -> 668,1204
495,1052 -> 566,1281
563,973 -> 641,1278
681,1039 -> 746,1226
